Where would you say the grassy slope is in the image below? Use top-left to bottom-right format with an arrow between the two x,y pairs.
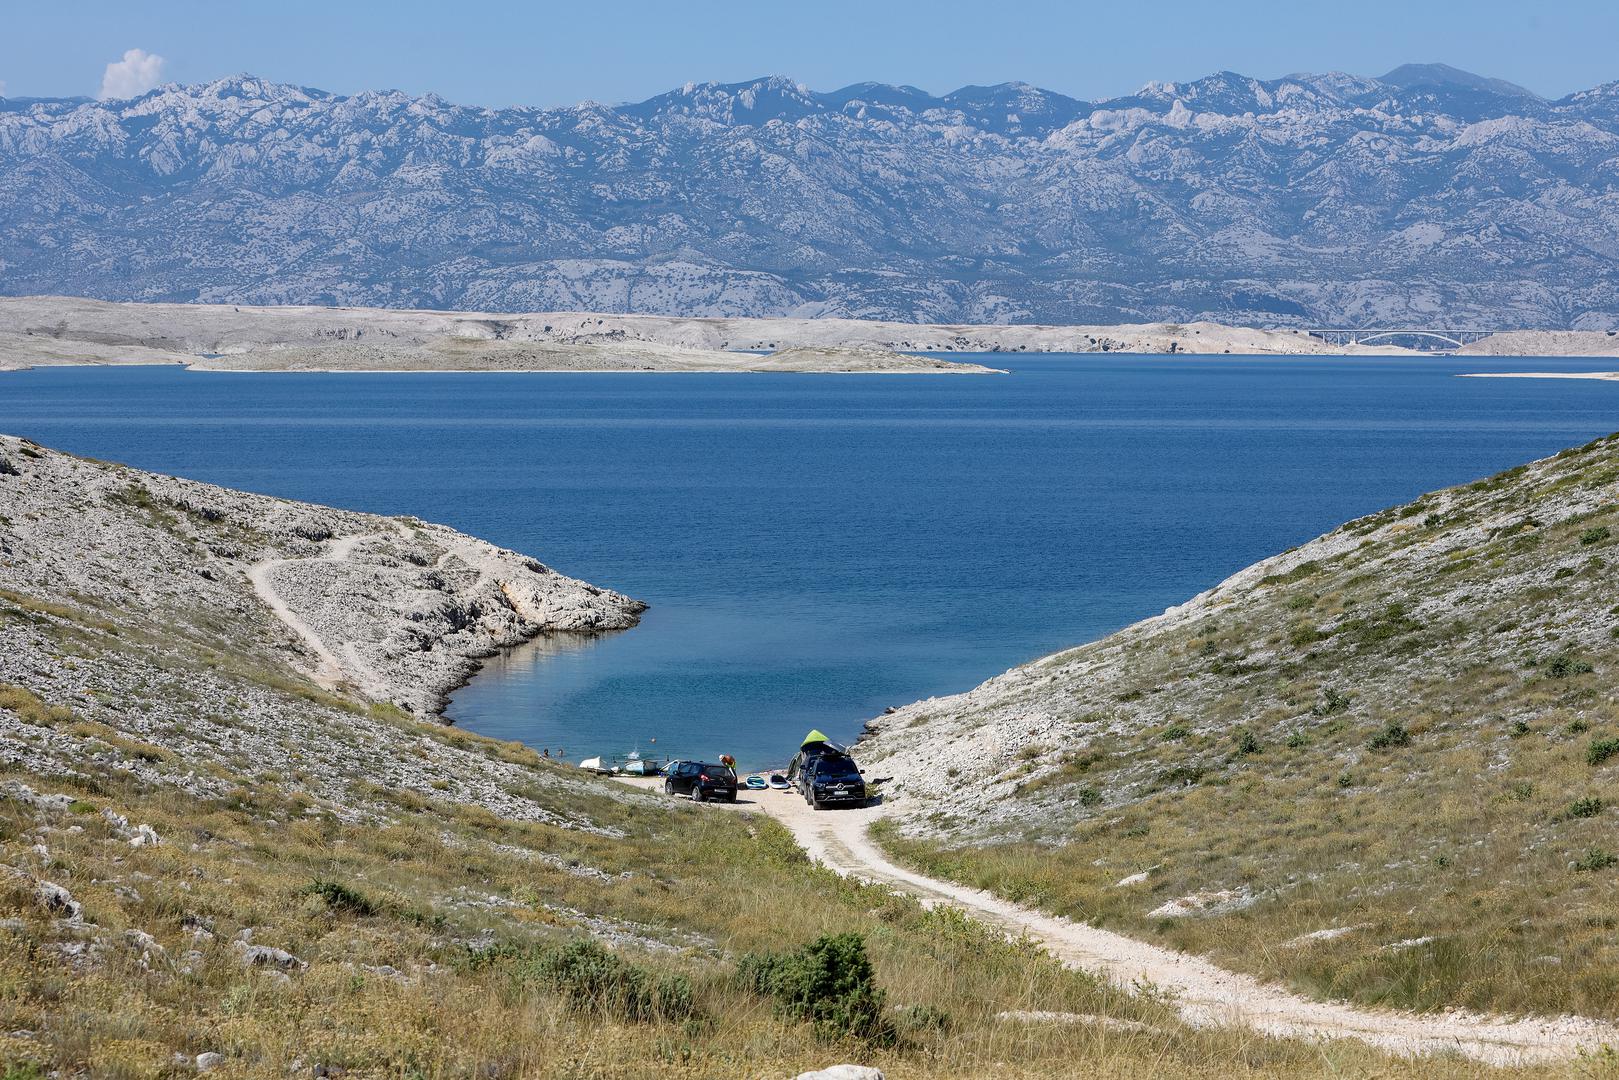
0,439 -> 1490,1078
870,431 -> 1619,1021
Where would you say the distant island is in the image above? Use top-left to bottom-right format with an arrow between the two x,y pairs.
4,297 -> 1619,374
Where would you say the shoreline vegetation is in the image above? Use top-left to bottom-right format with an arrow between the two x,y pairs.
8,296 -> 1619,378
2,433 -> 1519,1078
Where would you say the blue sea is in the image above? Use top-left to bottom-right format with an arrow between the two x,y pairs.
3,355 -> 1616,767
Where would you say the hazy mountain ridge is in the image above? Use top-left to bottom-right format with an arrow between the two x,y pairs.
3,66 -> 1619,326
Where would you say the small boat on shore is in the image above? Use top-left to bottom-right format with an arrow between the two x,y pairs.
578,755 -> 607,773
744,774 -> 768,789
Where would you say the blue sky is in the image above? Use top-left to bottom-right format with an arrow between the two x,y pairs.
1,0 -> 1615,105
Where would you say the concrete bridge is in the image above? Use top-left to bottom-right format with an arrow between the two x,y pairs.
1305,328 -> 1498,351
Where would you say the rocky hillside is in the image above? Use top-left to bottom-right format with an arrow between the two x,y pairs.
864,431 -> 1619,1020
4,66 -> 1619,327
2,436 -> 1473,1078
0,434 -> 644,719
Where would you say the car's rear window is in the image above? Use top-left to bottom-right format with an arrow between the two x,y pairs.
699,764 -> 735,778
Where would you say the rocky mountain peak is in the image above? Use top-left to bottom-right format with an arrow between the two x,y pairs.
1,67 -> 1616,328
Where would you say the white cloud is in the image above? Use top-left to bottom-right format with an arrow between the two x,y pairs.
98,49 -> 166,100
0,81 -> 8,98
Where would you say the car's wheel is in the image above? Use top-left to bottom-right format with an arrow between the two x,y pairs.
663,779 -> 673,796
694,787 -> 706,803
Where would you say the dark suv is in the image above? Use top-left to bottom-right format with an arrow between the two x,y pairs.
804,755 -> 867,809
664,761 -> 738,803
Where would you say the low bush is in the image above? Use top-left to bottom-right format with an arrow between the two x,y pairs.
1573,848 -> 1618,873
1564,797 -> 1604,820
526,939 -> 694,1023
1314,687 -> 1352,716
302,879 -> 379,917
1580,525 -> 1611,546
1159,764 -> 1206,787
738,932 -> 894,1045
1587,737 -> 1619,766
1233,730 -> 1261,756
1546,654 -> 1595,679
1367,723 -> 1412,750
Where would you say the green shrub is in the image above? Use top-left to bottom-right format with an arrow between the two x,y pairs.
1367,723 -> 1412,750
1314,687 -> 1351,716
1160,724 -> 1190,741
1546,655 -> 1595,679
1564,797 -> 1604,820
1508,719 -> 1532,738
1233,730 -> 1261,756
738,932 -> 894,1045
1573,848 -> 1618,873
1285,731 -> 1309,749
1587,738 -> 1619,766
302,879 -> 379,917
527,939 -> 693,1023
1337,603 -> 1422,649
1289,625 -> 1327,648
1580,526 -> 1611,546
1159,764 -> 1206,787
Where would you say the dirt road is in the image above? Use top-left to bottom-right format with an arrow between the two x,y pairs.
623,776 -> 1619,1065
246,534 -> 369,690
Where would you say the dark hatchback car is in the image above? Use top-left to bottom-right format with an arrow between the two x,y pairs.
663,760 -> 738,802
804,755 -> 867,809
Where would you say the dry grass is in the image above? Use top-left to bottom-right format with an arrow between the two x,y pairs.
871,432 -> 1619,1023
0,746 -> 1544,1080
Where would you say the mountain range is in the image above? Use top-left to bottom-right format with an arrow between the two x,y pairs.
2,63 -> 1618,327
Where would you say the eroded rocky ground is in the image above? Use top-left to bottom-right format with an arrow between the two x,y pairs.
0,433 -> 644,819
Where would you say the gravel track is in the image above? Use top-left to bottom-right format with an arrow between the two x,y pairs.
621,776 -> 1619,1065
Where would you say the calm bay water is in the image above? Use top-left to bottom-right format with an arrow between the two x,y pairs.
3,355 -> 1616,766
